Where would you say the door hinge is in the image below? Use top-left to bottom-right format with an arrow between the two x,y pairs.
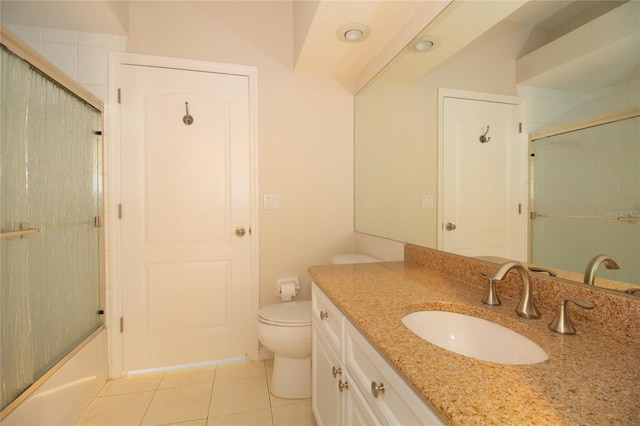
118,204 -> 123,219
530,211 -> 537,220
94,216 -> 102,228
519,122 -> 522,133
120,317 -> 124,333
117,88 -> 121,104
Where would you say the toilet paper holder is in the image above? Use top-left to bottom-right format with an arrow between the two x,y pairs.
278,277 -> 300,299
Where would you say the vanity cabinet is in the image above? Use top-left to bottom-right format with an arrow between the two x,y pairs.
312,282 -> 378,425
312,283 -> 444,426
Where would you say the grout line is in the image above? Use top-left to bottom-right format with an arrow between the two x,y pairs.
137,369 -> 165,426
205,364 -> 218,422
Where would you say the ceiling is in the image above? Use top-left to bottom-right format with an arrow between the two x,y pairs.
1,0 -> 638,93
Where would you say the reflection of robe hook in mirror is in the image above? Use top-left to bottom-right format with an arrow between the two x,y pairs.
479,126 -> 491,143
183,101 -> 194,125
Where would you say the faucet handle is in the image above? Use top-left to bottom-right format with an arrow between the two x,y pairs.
528,266 -> 557,277
480,271 -> 500,306
548,298 -> 595,335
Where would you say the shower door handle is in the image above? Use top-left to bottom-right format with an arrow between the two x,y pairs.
0,222 -> 40,239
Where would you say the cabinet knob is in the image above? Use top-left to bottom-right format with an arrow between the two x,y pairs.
332,366 -> 342,378
371,381 -> 385,398
320,310 -> 328,320
338,379 -> 349,392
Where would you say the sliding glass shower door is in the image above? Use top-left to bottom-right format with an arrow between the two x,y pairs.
0,45 -> 104,411
530,114 -> 640,285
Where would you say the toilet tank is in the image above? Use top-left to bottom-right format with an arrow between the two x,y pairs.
331,254 -> 381,265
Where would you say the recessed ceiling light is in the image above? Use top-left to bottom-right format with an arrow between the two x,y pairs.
414,40 -> 434,51
336,23 -> 370,43
344,29 -> 364,41
408,36 -> 439,53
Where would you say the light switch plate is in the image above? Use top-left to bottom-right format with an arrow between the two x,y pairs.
421,194 -> 434,209
264,193 -> 280,209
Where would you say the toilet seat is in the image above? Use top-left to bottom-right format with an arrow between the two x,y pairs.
258,300 -> 311,327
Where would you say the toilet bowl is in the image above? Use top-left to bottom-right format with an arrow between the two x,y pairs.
257,300 -> 312,398
256,255 -> 380,399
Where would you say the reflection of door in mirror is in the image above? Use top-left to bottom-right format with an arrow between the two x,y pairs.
440,91 -> 526,261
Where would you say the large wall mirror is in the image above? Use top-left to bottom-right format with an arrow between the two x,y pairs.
355,0 -> 640,291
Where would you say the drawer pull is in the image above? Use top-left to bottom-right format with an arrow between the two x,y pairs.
371,381 -> 385,398
332,366 -> 342,378
320,310 -> 329,320
338,379 -> 349,392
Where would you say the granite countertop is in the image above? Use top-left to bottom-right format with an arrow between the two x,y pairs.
308,261 -> 640,425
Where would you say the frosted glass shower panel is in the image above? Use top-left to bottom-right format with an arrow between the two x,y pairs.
0,46 -> 103,411
530,116 -> 640,285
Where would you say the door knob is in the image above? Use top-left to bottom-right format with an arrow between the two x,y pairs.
235,227 -> 246,237
445,222 -> 457,231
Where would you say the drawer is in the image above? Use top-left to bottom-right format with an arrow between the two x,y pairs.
345,321 -> 444,426
312,282 -> 344,356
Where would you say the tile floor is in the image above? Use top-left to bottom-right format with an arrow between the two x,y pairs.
75,360 -> 316,426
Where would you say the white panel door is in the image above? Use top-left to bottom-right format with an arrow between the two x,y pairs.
442,96 -> 525,260
120,64 -> 251,371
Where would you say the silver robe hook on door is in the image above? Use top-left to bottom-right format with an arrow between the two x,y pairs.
183,102 -> 194,125
479,126 -> 490,143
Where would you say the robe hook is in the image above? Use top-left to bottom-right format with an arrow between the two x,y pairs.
479,126 -> 491,143
183,102 -> 194,125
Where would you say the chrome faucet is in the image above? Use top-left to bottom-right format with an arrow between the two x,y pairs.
482,261 -> 541,319
583,255 -> 621,285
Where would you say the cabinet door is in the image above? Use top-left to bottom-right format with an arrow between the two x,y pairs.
312,282 -> 344,355
345,322 -> 445,425
344,371 -> 381,426
312,325 -> 343,426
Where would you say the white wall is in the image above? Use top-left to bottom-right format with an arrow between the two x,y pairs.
4,25 -> 126,103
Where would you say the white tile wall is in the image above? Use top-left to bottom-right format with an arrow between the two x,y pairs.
5,25 -> 127,103
519,75 -> 640,133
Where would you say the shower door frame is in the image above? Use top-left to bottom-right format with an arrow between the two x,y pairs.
528,105 -> 640,283
106,52 -> 260,378
0,26 -> 106,418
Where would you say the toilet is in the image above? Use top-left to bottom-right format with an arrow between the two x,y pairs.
256,254 -> 380,399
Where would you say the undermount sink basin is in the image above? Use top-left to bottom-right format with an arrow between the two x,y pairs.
401,310 -> 548,365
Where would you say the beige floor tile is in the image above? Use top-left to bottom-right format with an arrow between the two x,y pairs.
141,383 -> 212,425
271,400 -> 314,426
159,365 -> 216,389
207,408 -> 273,426
214,360 -> 265,383
75,391 -> 154,426
98,371 -> 164,396
209,375 -> 270,417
